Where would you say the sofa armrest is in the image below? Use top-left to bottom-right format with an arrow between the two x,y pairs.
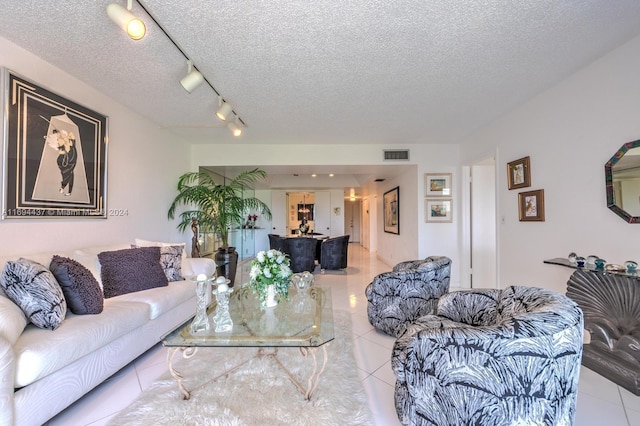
181,257 -> 215,278
0,336 -> 15,426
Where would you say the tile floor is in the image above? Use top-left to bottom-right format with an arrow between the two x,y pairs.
46,245 -> 640,425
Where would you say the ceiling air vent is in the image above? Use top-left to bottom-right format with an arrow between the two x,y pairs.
374,178 -> 386,182
383,149 -> 409,161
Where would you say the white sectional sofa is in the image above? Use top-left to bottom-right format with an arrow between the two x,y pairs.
0,243 -> 214,426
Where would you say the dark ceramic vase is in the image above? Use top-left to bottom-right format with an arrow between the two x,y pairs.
215,246 -> 238,287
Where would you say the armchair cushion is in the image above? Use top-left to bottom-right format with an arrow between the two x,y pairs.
366,256 -> 451,337
392,285 -> 584,426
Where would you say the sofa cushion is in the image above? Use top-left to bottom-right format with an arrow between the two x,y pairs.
0,258 -> 67,330
49,255 -> 103,315
13,300 -> 150,387
0,290 -> 28,344
98,247 -> 168,298
72,244 -> 132,289
132,244 -> 183,282
112,280 -> 196,319
134,238 -> 187,262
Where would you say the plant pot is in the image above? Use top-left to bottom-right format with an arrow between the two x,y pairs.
215,246 -> 238,287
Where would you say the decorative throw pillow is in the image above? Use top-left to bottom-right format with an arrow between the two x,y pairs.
98,247 -> 168,298
0,258 -> 67,330
134,238 -> 187,261
49,255 -> 104,315
131,244 -> 183,282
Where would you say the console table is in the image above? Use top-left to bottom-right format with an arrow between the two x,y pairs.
544,258 -> 640,395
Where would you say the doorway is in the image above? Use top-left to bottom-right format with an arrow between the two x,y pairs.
344,200 -> 361,243
463,156 -> 497,288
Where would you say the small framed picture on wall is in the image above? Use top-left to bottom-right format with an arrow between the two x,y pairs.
507,156 -> 531,190
424,173 -> 452,197
518,189 -> 545,221
425,198 -> 452,223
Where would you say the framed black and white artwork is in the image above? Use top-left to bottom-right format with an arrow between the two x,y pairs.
2,69 -> 108,218
383,186 -> 399,234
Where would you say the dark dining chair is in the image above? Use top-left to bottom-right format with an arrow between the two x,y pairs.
320,235 -> 350,271
283,237 -> 317,273
268,233 -> 285,252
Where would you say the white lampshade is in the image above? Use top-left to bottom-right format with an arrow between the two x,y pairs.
228,121 -> 242,137
107,3 -> 146,40
216,102 -> 233,121
180,69 -> 205,93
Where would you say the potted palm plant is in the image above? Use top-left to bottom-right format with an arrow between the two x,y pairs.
168,168 -> 272,285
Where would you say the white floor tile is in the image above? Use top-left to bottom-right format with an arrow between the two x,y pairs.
360,328 -> 396,350
627,408 -> 640,426
620,386 -> 640,413
372,360 -> 396,387
353,335 -> 393,375
362,375 -> 401,426
575,391 -> 629,426
578,366 -> 623,405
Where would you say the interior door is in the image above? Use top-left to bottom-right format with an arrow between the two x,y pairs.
270,190 -> 287,236
470,160 -> 497,288
314,191 -> 331,236
345,200 -> 361,242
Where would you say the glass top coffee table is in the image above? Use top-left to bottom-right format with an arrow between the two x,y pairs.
162,284 -> 334,400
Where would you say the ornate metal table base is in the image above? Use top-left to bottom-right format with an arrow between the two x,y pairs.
166,344 -> 329,401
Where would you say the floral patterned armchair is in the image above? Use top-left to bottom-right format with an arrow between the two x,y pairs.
392,285 -> 584,425
365,256 -> 451,337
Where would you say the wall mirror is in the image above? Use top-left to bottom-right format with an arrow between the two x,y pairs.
605,140 -> 640,223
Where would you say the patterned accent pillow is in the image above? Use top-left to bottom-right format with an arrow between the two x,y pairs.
0,258 -> 67,330
131,244 -> 183,282
98,247 -> 168,298
49,255 -> 104,315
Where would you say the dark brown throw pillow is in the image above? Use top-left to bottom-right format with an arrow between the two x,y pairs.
98,247 -> 168,298
49,255 -> 103,315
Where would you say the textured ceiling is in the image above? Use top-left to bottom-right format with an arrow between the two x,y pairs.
2,0 -> 640,148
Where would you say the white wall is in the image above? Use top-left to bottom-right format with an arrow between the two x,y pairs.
459,33 -> 640,294
0,37 -> 191,256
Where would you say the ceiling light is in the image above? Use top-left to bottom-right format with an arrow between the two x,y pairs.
228,120 -> 242,137
180,60 -> 204,93
329,174 -> 334,177
311,174 -> 317,178
107,1 -> 146,40
216,100 -> 233,121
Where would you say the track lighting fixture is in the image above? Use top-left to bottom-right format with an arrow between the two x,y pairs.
228,119 -> 242,137
180,60 -> 204,93
108,0 -> 246,136
107,0 -> 146,40
216,99 -> 233,121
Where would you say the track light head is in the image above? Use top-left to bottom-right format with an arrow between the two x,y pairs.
180,60 -> 204,93
107,3 -> 146,40
216,102 -> 233,121
228,120 -> 242,137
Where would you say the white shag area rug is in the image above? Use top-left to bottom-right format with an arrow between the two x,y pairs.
109,310 -> 373,426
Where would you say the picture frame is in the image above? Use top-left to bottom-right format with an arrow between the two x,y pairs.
518,189 -> 545,221
383,186 -> 400,234
507,156 -> 531,190
424,173 -> 452,197
2,69 -> 108,219
425,198 -> 453,223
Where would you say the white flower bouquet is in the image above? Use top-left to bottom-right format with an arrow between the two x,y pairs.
249,249 -> 293,304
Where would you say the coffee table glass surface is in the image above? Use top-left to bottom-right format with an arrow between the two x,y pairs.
162,285 -> 334,348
